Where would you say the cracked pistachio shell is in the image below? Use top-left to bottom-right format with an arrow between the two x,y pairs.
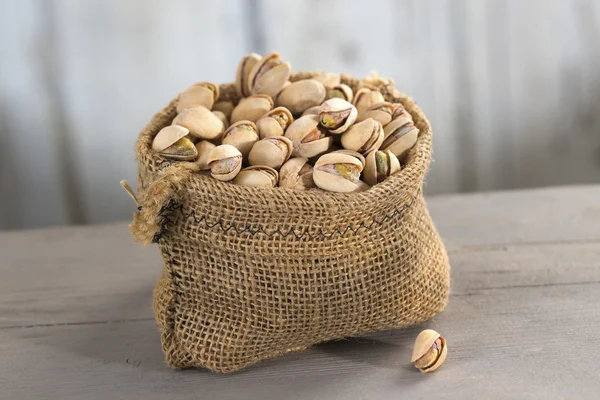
159,136 -> 198,161
195,140 -> 216,170
279,157 -> 315,190
391,103 -> 413,122
330,149 -> 366,168
276,79 -> 327,115
256,107 -> 294,139
363,149 -> 400,186
313,152 -> 365,193
319,98 -> 358,134
222,120 -> 259,158
285,115 -> 333,158
231,94 -> 274,124
212,110 -> 229,131
233,165 -> 279,188
311,72 -> 341,88
327,84 -> 353,102
301,105 -> 323,117
248,52 -> 291,98
176,82 -> 219,112
353,88 -> 385,113
152,125 -> 189,152
248,136 -> 293,169
341,118 -> 384,154
411,329 -> 447,373
212,101 -> 234,121
235,53 -> 262,97
381,118 -> 419,160
172,106 -> 224,140
207,144 -> 242,181
357,102 -> 395,126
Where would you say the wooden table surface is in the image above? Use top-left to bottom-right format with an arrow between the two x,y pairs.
1,185 -> 599,399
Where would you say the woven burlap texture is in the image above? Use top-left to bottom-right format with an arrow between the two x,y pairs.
130,73 -> 451,373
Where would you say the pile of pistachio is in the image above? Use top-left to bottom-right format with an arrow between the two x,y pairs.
152,52 -> 419,193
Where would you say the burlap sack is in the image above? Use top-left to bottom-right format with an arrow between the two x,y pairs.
129,73 -> 450,373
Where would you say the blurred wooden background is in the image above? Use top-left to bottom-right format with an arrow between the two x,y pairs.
1,0 -> 599,230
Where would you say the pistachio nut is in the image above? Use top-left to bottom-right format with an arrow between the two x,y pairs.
356,102 -> 395,126
235,53 -> 262,97
256,107 -> 294,139
212,110 -> 230,131
327,84 -> 353,102
330,149 -> 366,168
285,115 -> 334,158
276,79 -> 326,115
353,88 -> 385,113
176,82 -> 219,112
391,103 -> 413,122
248,136 -> 293,169
152,125 -> 198,161
301,105 -> 322,117
207,144 -> 243,181
278,157 -> 315,190
195,140 -> 216,170
230,94 -> 274,124
363,149 -> 400,186
212,101 -> 235,121
311,72 -> 341,88
411,329 -> 447,373
313,152 -> 365,193
381,118 -> 419,160
319,98 -> 358,134
172,106 -> 224,140
248,52 -> 291,98
233,165 -> 279,188
341,118 -> 384,154
222,120 -> 259,158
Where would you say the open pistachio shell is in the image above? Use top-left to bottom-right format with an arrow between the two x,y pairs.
276,79 -> 326,115
285,115 -> 333,158
176,82 -> 219,112
248,52 -> 291,98
231,94 -> 274,124
411,329 -> 448,373
256,107 -> 293,138
248,136 -> 293,169
353,88 -> 385,113
212,101 -> 234,121
222,120 -> 259,159
233,165 -> 279,188
391,103 -> 413,122
357,102 -> 395,126
381,119 -> 419,160
207,144 -> 243,181
363,149 -> 400,186
159,136 -> 198,161
319,98 -> 358,134
235,53 -> 262,97
311,72 -> 341,88
172,106 -> 224,140
278,157 -> 315,190
152,125 -> 189,152
313,152 -> 365,193
195,140 -> 217,170
327,84 -> 353,102
330,149 -> 366,168
341,118 -> 384,154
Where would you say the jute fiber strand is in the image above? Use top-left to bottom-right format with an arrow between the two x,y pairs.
130,73 -> 451,373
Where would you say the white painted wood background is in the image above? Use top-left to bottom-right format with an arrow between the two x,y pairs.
1,0 -> 599,229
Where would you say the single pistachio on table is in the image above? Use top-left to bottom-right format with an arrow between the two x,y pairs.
212,110 -> 229,131
207,144 -> 243,182
381,117 -> 419,160
235,53 -> 262,97
301,105 -> 322,117
276,79 -> 326,116
341,118 -> 384,155
310,72 -> 341,88
319,98 -> 358,134
233,165 -> 279,188
411,329 -> 447,373
248,136 -> 293,170
313,152 -> 369,193
248,52 -> 291,98
256,107 -> 294,139
212,101 -> 235,121
326,84 -> 353,103
152,125 -> 198,161
278,157 -> 315,190
285,115 -> 334,158
222,120 -> 260,159
356,102 -> 395,126
363,149 -> 400,186
353,88 -> 385,113
231,94 -> 274,124
172,106 -> 224,140
195,140 -> 217,170
176,82 -> 219,113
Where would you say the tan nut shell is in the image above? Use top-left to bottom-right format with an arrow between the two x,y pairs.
248,52 -> 291,98
357,102 -> 395,126
248,136 -> 293,169
207,144 -> 243,181
176,82 -> 219,112
222,121 -> 259,158
276,79 -> 326,115
327,84 -> 354,102
311,72 -> 341,88
411,329 -> 447,373
231,94 -> 274,124
233,165 -> 278,188
330,149 -> 366,168
301,105 -> 323,117
363,149 -> 400,186
152,125 -> 189,152
212,110 -> 229,131
212,101 -> 234,121
235,53 -> 262,97
353,88 -> 385,113
256,107 -> 294,138
341,118 -> 384,154
319,98 -> 358,134
278,157 -> 315,190
172,106 -> 224,140
313,153 -> 365,193
195,140 -> 216,170
381,119 -> 419,160
285,115 -> 333,158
